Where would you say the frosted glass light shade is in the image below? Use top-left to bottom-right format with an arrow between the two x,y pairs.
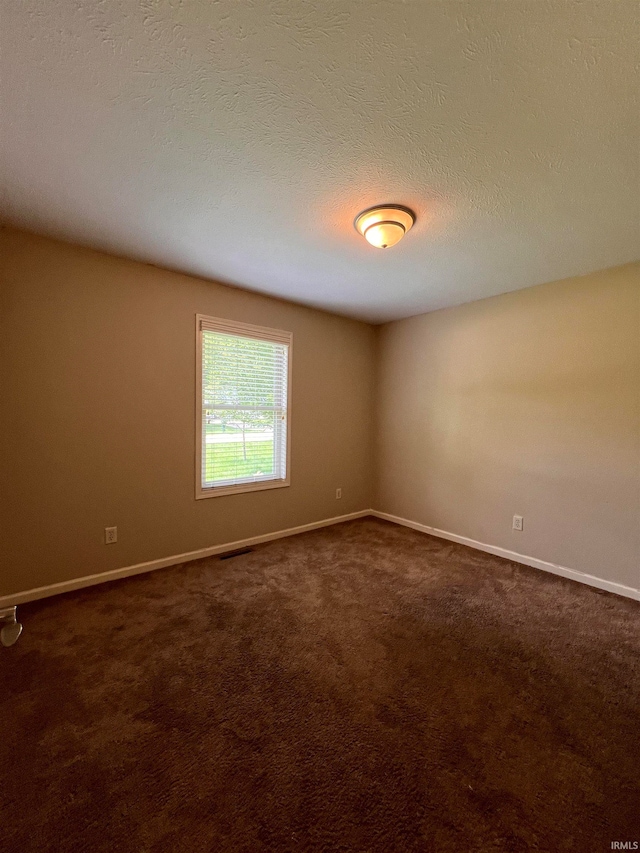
355,205 -> 415,249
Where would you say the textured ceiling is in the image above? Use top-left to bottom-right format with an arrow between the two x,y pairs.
1,1 -> 638,322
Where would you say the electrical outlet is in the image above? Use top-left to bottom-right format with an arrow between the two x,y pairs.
105,526 -> 118,544
512,515 -> 524,532
336,488 -> 342,499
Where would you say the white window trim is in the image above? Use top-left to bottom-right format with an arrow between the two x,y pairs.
195,314 -> 292,499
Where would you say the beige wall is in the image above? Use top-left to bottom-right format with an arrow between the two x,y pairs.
2,229 -> 638,599
0,229 -> 376,597
375,264 -> 640,590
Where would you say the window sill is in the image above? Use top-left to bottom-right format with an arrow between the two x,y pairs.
196,478 -> 290,499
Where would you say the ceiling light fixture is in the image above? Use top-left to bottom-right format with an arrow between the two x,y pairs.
354,204 -> 415,249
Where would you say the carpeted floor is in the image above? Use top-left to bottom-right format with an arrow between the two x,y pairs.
1,517 -> 639,852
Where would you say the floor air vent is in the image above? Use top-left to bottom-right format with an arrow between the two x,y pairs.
219,547 -> 254,560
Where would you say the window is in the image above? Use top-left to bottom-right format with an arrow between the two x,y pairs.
196,315 -> 291,498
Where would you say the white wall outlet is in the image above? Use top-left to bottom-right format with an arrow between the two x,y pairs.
105,526 -> 118,544
512,515 -> 524,531
336,488 -> 342,499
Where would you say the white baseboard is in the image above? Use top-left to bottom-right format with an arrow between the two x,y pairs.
0,510 -> 371,608
4,508 -> 638,608
371,510 -> 640,602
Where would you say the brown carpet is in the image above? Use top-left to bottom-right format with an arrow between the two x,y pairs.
1,517 -> 639,852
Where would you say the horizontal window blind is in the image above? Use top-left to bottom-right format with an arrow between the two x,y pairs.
197,317 -> 291,494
